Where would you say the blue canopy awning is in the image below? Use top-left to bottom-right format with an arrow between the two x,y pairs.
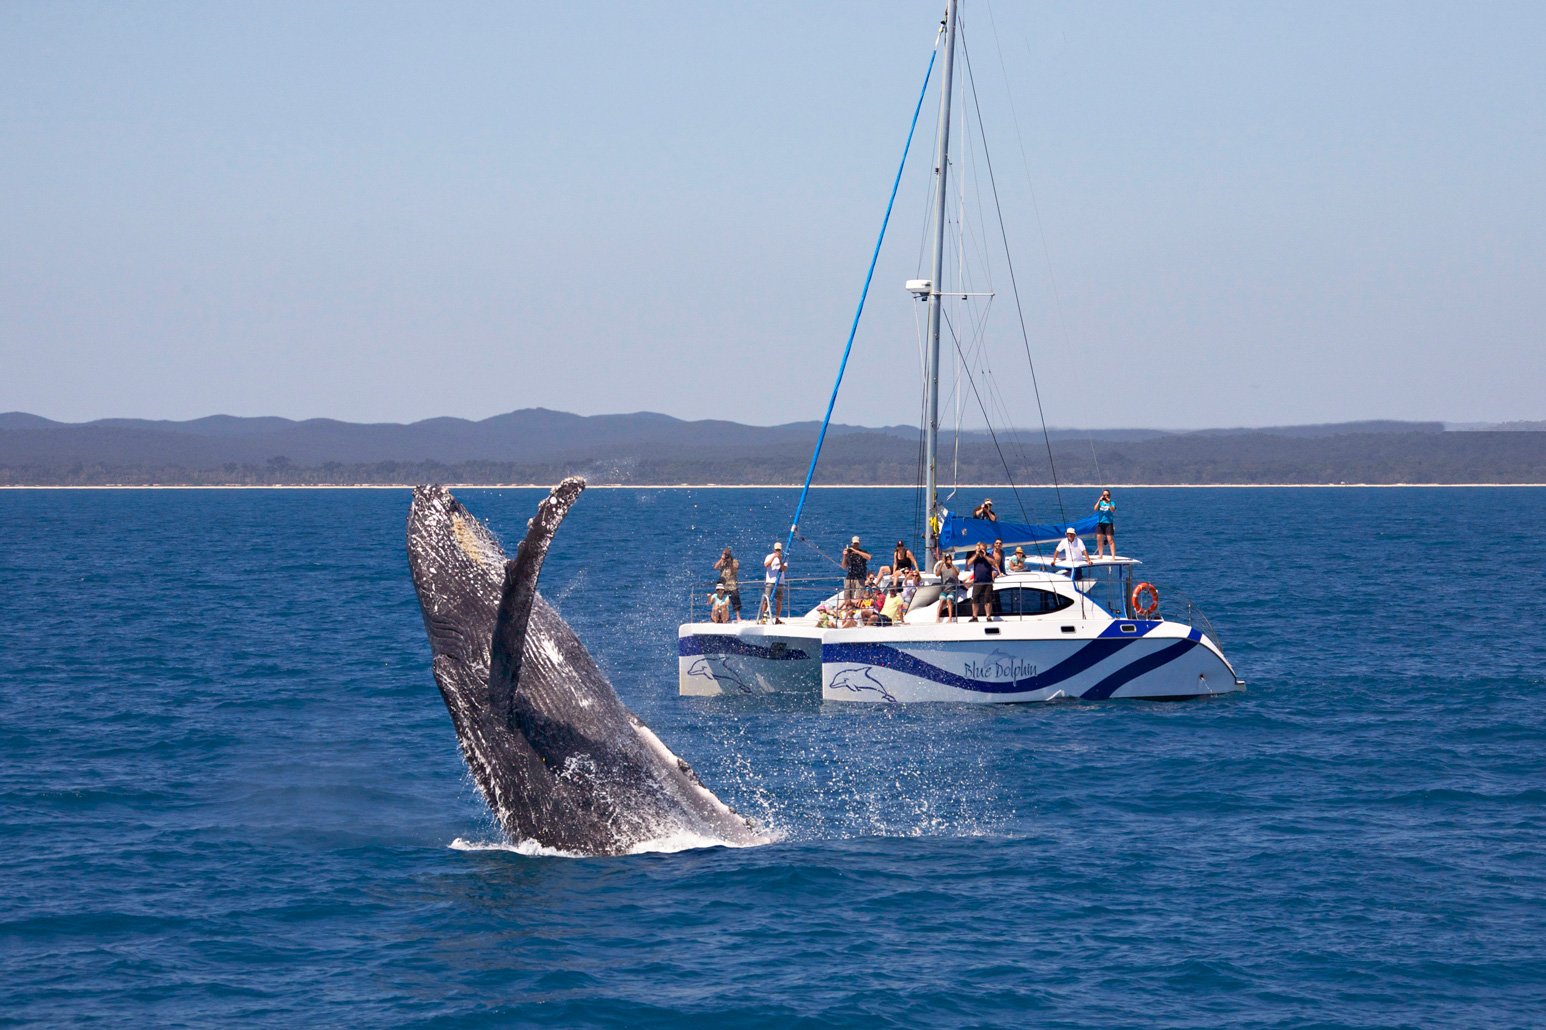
938,509 -> 1102,550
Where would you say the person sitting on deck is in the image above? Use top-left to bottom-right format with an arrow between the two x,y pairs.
972,498 -> 998,521
879,587 -> 905,627
839,603 -> 858,629
709,584 -> 732,624
1007,546 -> 1027,572
892,540 -> 918,576
814,604 -> 836,629
1052,527 -> 1090,565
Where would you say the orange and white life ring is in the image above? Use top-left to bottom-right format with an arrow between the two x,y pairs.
1130,581 -> 1160,617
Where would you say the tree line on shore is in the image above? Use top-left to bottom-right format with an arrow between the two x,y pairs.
4,429 -> 1542,485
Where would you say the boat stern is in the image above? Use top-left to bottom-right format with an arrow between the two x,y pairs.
678,622 -> 823,696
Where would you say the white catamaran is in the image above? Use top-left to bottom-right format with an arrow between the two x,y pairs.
679,1 -> 1243,704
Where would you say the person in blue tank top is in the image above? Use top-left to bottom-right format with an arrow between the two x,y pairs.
1093,489 -> 1116,559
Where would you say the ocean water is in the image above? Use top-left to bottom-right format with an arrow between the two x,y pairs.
2,485 -> 1543,1027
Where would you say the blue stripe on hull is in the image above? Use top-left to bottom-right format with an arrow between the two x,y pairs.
1080,629 -> 1203,700
680,634 -> 813,660
823,638 -> 1127,695
823,627 -> 1207,699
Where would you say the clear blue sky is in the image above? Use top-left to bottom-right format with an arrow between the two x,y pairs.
2,1 -> 1542,429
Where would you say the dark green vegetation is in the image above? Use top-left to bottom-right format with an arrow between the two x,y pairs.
1,410 -> 1541,485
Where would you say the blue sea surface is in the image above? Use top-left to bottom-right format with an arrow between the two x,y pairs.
2,486 -> 1543,1027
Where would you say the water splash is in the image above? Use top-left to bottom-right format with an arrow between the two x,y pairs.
449,829 -> 776,859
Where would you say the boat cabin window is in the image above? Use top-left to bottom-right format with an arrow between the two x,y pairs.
993,586 -> 1073,617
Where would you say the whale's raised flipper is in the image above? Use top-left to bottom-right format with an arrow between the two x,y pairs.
489,476 -> 584,729
408,481 -> 766,856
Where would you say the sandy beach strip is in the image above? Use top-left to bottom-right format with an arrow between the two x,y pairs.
3,482 -> 1544,490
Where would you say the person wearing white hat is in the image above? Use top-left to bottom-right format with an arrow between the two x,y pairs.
709,583 -> 732,624
761,540 -> 789,624
841,535 -> 871,602
1052,526 -> 1090,565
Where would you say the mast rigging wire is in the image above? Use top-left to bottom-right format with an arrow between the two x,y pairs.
783,35 -> 941,557
957,23 -> 1069,527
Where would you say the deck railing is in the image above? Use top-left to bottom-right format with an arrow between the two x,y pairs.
688,574 -> 845,624
1159,589 -> 1224,650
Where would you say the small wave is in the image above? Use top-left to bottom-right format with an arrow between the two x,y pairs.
449,830 -> 778,859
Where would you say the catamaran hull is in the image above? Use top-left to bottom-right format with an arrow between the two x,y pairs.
821,624 -> 1242,703
679,619 -> 1241,703
678,625 -> 822,696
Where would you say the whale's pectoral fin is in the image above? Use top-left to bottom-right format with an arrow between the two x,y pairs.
489,476 -> 587,727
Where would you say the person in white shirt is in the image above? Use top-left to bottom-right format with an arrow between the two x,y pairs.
762,541 -> 788,623
1052,527 -> 1089,565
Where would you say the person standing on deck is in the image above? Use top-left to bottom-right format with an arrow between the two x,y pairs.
933,554 -> 961,622
762,542 -> 788,624
1053,527 -> 1090,565
967,542 -> 997,622
842,536 -> 871,602
1093,490 -> 1116,559
714,547 -> 742,621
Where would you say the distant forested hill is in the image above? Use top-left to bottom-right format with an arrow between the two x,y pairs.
0,410 -> 1541,485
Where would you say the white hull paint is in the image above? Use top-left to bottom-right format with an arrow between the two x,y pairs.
678,610 -> 1242,704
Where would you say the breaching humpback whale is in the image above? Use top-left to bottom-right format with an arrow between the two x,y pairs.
406,479 -> 766,856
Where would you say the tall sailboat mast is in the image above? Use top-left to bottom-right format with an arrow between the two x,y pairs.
922,0 -> 958,566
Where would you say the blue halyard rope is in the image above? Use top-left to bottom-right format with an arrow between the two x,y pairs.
782,41 -> 940,567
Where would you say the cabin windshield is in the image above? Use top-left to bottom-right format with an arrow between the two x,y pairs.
1072,563 -> 1132,618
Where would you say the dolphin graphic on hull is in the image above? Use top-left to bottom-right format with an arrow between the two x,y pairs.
407,479 -> 767,856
